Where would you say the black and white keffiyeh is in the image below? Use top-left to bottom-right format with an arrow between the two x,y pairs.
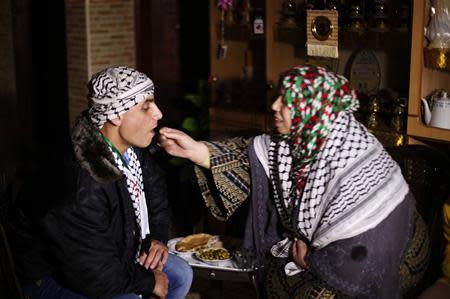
254,112 -> 409,276
88,66 -> 154,128
109,147 -> 150,256
251,66 -> 410,276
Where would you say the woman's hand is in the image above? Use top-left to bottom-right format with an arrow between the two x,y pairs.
139,240 -> 169,270
159,127 -> 210,168
291,239 -> 309,269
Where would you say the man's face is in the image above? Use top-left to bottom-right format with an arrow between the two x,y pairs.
118,96 -> 162,149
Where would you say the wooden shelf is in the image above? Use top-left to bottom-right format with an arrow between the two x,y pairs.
339,30 -> 411,50
407,115 -> 450,143
273,24 -> 410,51
211,0 -> 442,144
407,0 -> 450,144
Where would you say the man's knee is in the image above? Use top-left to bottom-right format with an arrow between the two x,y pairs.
165,254 -> 193,286
179,260 -> 193,285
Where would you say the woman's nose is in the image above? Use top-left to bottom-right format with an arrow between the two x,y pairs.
272,96 -> 282,112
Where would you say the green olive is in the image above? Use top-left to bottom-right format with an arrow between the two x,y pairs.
199,248 -> 230,260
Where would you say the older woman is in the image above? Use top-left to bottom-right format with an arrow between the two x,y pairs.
160,65 -> 429,298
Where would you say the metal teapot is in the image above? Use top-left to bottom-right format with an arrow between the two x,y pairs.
421,90 -> 450,130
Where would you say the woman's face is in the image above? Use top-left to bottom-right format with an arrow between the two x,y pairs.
271,96 -> 291,135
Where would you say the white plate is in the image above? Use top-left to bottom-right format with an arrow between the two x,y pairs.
168,235 -> 222,255
194,248 -> 232,266
167,237 -> 193,256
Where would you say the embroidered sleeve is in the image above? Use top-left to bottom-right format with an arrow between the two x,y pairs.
443,200 -> 450,283
194,137 -> 251,221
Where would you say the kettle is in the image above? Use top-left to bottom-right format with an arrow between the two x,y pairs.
421,90 -> 450,130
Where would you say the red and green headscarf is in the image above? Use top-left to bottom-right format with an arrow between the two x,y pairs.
280,65 -> 359,190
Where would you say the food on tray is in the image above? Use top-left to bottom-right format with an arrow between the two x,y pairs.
197,248 -> 231,261
175,233 -> 215,252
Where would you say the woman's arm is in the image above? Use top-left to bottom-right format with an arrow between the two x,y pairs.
159,128 -> 252,220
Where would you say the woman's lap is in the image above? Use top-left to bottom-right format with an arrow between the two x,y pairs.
399,210 -> 430,296
264,256 -> 349,299
264,208 -> 430,299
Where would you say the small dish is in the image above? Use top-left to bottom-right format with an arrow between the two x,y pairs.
194,248 -> 232,266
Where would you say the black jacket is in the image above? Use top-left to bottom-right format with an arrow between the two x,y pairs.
7,113 -> 168,299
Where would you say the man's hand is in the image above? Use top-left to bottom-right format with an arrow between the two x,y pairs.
159,127 -> 210,168
291,239 -> 309,269
139,240 -> 169,270
151,270 -> 168,299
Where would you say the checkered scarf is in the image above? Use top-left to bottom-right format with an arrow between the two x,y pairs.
266,66 -> 408,275
110,147 -> 150,257
88,66 -> 154,128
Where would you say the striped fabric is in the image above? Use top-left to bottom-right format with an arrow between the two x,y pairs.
268,112 -> 409,275
88,66 -> 154,128
195,137 -> 252,221
110,147 -> 150,258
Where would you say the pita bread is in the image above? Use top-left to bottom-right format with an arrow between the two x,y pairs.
175,233 -> 215,252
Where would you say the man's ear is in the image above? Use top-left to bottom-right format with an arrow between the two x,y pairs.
109,116 -> 122,126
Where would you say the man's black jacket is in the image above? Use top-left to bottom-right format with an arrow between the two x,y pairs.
6,114 -> 168,299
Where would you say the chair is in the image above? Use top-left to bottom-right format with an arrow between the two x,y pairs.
0,222 -> 24,299
386,145 -> 450,296
0,173 -> 25,299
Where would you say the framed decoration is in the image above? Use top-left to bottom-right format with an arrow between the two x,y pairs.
306,10 -> 339,58
346,49 -> 381,94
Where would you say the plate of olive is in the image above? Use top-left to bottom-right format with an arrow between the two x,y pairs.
194,248 -> 232,265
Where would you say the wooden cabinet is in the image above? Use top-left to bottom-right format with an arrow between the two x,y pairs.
208,0 -> 449,143
408,0 -> 450,143
208,0 -> 306,137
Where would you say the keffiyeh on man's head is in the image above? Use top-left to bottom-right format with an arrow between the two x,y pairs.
279,65 -> 359,190
88,66 -> 154,128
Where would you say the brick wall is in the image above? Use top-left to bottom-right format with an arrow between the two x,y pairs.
90,0 -> 136,73
66,0 -> 89,126
65,0 -> 136,127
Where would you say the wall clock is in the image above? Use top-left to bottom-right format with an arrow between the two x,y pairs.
347,49 -> 381,94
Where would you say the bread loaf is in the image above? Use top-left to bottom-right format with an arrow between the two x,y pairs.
175,233 -> 215,252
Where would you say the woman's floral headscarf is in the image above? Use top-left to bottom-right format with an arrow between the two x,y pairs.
279,65 -> 359,191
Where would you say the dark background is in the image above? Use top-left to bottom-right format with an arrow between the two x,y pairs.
2,0 -> 211,235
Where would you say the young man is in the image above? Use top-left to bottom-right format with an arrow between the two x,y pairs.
8,66 -> 192,299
